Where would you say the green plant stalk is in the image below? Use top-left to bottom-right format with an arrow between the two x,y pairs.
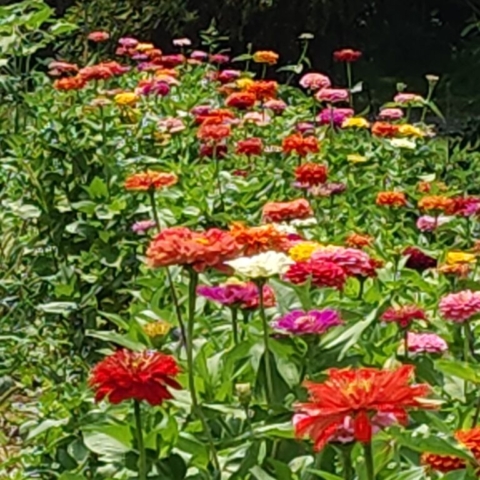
187,269 -> 221,473
403,328 -> 409,360
346,62 -> 353,107
258,279 -> 274,405
341,447 -> 353,480
134,400 -> 147,480
421,81 -> 437,123
472,395 -> 480,426
148,189 -> 187,346
231,307 -> 239,345
363,441 -> 375,480
213,146 -> 225,211
464,322 -> 471,362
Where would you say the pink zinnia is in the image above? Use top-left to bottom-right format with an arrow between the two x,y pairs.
378,108 -> 404,120
118,37 -> 138,48
311,247 -> 378,278
394,93 -> 424,105
218,70 -> 241,83
381,305 -> 427,328
416,215 -> 450,232
88,31 -> 110,42
158,117 -> 186,133
132,220 -> 156,234
439,290 -> 480,322
406,332 -> 448,354
315,88 -> 349,103
264,99 -> 287,114
299,73 -> 331,91
317,108 -> 354,127
173,38 -> 191,47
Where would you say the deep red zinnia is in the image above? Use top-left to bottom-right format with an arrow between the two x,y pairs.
381,305 -> 427,328
295,162 -> 328,187
89,349 -> 181,405
294,365 -> 435,451
236,137 -> 263,156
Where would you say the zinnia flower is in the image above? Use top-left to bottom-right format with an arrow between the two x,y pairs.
252,50 -> 279,65
53,75 -> 86,91
225,92 -> 256,110
294,365 -> 434,450
143,320 -> 171,339
88,31 -> 110,42
448,196 -> 480,217
230,222 -> 290,256
197,124 -> 231,143
147,227 -> 239,271
262,199 -> 313,223
125,171 -> 178,191
317,108 -> 354,127
89,349 -> 181,405
446,251 -> 476,265
345,233 -> 373,249
376,191 -> 407,208
371,122 -> 400,138
136,80 -> 170,96
416,215 -> 450,232
225,251 -> 294,279
294,162 -> 328,187
406,332 -> 448,354
236,138 -> 263,156
418,195 -> 454,212
333,49 -> 362,62
217,69 -> 241,83
246,80 -> 278,101
132,220 -> 157,234
114,92 -> 139,106
289,241 -> 323,262
422,428 -> 480,473
381,305 -> 427,328
394,93 -> 424,105
173,37 -> 191,47
378,108 -> 404,120
285,259 -> 347,290
299,73 -> 331,91
439,290 -> 480,323
263,99 -> 287,114
438,263 -> 471,279
342,117 -> 370,129
272,309 -> 343,335
309,183 -> 346,198
282,134 -> 319,157
403,247 -> 437,272
197,281 -> 275,310
315,88 -> 349,103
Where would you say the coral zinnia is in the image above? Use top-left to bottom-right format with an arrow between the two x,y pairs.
236,138 -> 263,156
89,349 -> 181,405
197,123 -> 232,143
294,365 -> 434,451
282,134 -> 319,157
262,199 -> 313,223
125,171 -> 178,191
371,122 -> 400,138
147,227 -> 239,271
295,162 -> 328,187
333,49 -> 362,62
225,92 -> 256,110
230,222 -> 290,256
345,233 -> 373,249
54,75 -> 87,91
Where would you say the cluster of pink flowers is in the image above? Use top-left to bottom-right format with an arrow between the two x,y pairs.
439,290 -> 480,322
406,332 -> 448,354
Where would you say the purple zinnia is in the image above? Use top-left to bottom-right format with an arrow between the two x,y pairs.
272,309 -> 343,335
132,220 -> 156,234
317,108 -> 354,127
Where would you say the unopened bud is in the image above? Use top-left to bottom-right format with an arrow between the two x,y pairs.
235,383 -> 252,406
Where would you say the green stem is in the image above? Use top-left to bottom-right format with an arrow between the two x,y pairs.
148,189 -> 186,346
134,400 -> 147,480
473,395 -> 480,427
404,328 -> 409,360
231,307 -> 239,345
464,322 -> 471,362
261,64 -> 267,79
187,269 -> 221,473
213,148 -> 225,211
341,447 -> 353,480
346,62 -> 353,107
258,279 -> 273,406
356,277 -> 365,300
363,442 -> 375,480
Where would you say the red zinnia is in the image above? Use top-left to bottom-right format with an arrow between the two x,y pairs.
295,162 -> 328,187
371,122 -> 400,138
381,305 -> 427,328
147,226 -> 239,271
294,365 -> 435,451
376,191 -> 407,208
197,124 -> 231,143
403,247 -> 437,272
225,92 -> 256,110
89,349 -> 181,405
285,259 -> 347,290
282,134 -> 319,157
262,199 -> 313,223
125,171 -> 178,191
236,138 -> 263,156
333,49 -> 362,62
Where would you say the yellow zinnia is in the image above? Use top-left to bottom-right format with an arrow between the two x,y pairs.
347,154 -> 368,163
136,42 -> 155,52
289,241 -> 323,262
342,117 -> 370,129
446,251 -> 476,265
114,92 -> 139,106
398,124 -> 425,138
237,78 -> 254,90
143,320 -> 171,339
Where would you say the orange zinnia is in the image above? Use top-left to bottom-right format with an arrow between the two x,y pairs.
371,121 -> 400,138
253,50 -> 279,65
282,134 -> 319,157
246,80 -> 278,101
230,222 -> 290,256
262,199 -> 313,223
422,427 -> 480,473
197,123 -> 231,143
147,227 -> 239,272
418,195 -> 454,212
125,171 -> 178,191
345,233 -> 373,248
376,191 -> 407,207
294,365 -> 435,451
54,75 -> 87,91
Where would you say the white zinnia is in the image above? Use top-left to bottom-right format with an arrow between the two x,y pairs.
226,251 -> 293,279
389,138 -> 416,150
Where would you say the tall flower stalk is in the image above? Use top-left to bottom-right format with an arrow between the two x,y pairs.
133,400 -> 147,480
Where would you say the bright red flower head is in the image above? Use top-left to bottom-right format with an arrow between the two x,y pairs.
294,365 -> 435,451
262,199 -> 313,223
333,49 -> 362,62
147,227 -> 239,271
381,305 -> 427,328
225,92 -> 256,110
285,259 -> 347,290
371,122 -> 400,138
236,137 -> 263,156
89,349 -> 181,405
197,124 -> 232,143
282,134 -> 319,157
295,162 -> 328,187
124,171 -> 178,191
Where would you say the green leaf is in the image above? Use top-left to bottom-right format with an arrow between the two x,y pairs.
250,466 -> 276,480
306,470 -> 343,480
58,474 -> 87,480
27,418 -> 68,440
436,359 -> 480,383
86,330 -> 145,351
232,54 -> 252,62
83,431 -> 131,460
384,467 -> 425,480
37,302 -> 78,314
86,176 -> 108,200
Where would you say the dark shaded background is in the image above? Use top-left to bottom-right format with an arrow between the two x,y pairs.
46,0 -> 480,116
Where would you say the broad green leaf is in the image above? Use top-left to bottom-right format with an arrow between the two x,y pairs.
250,466 -> 276,480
